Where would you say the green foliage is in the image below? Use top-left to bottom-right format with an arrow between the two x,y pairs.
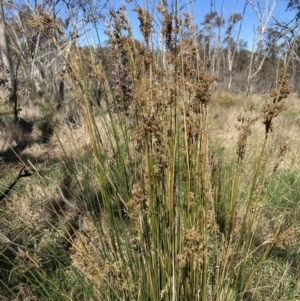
267,169 -> 300,210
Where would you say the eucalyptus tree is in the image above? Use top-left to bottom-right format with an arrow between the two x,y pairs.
1,0 -> 107,110
286,0 -> 300,20
0,0 -> 17,120
246,0 -> 278,95
200,11 -> 225,75
223,11 -> 245,91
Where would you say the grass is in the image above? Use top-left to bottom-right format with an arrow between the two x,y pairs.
0,2 -> 300,301
211,90 -> 242,107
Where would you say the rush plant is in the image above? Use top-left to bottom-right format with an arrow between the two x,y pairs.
1,1 -> 299,301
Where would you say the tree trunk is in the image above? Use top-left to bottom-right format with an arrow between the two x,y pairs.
31,32 -> 44,96
0,0 -> 17,121
57,65 -> 66,110
227,48 -> 233,91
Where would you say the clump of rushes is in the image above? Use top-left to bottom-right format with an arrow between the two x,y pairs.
213,72 -> 294,300
77,3 -> 219,300
7,2 -> 298,301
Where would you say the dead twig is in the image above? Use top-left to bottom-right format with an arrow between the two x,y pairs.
0,166 -> 33,204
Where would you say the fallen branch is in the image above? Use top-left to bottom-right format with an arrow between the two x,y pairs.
0,166 -> 33,203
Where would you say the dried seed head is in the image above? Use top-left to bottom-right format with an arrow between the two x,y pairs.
27,5 -> 63,42
161,12 -> 173,50
271,73 -> 292,104
262,73 -> 292,136
134,8 -> 152,43
235,106 -> 259,162
273,143 -> 290,173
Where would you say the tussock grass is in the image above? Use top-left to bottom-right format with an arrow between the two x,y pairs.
211,90 -> 241,107
0,2 -> 300,301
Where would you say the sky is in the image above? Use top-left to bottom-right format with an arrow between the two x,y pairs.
87,0 -> 298,49
8,0 -> 298,49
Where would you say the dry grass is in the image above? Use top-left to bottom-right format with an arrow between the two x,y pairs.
211,90 -> 242,107
210,92 -> 300,172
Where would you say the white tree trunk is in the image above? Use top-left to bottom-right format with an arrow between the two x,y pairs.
0,0 -> 17,120
246,0 -> 277,96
